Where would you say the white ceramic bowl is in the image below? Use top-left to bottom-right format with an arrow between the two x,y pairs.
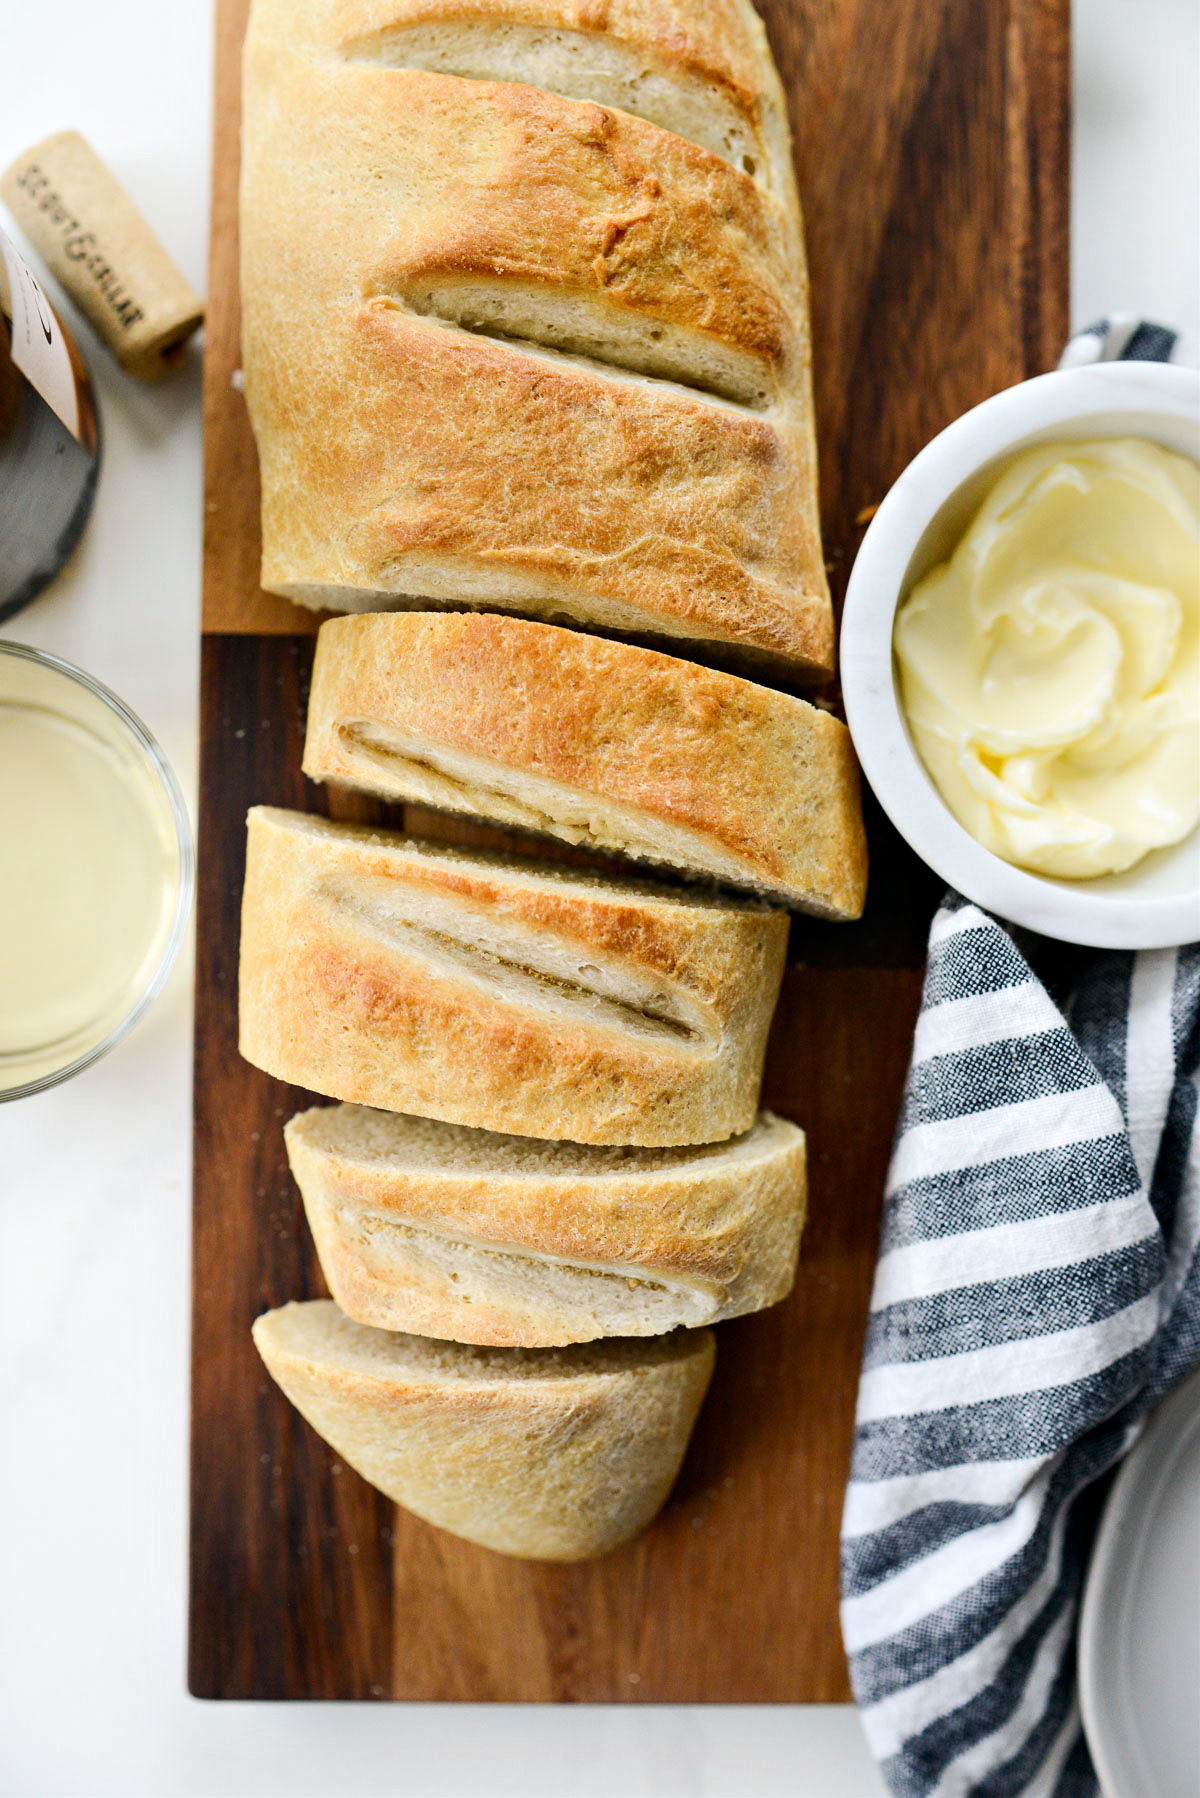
841,361 -> 1200,948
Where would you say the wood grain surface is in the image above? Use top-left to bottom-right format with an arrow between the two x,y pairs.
190,0 -> 1070,1701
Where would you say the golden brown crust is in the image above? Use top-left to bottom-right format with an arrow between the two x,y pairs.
240,0 -> 833,676
332,0 -> 769,127
304,612 -> 867,915
285,1103 -> 807,1344
238,807 -> 788,1145
252,1299 -> 715,1558
279,307 -> 828,669
370,78 -> 796,370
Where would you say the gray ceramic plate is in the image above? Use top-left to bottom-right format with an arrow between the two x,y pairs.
1079,1366 -> 1200,1797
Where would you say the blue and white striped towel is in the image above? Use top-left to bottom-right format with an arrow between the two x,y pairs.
842,904 -> 1199,1796
841,322 -> 1200,1798
1059,313 -> 1197,370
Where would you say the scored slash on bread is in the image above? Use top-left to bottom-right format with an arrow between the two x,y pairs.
252,1299 -> 716,1560
368,71 -> 801,410
238,806 -> 788,1146
336,0 -> 803,210
286,1103 -> 807,1346
304,612 -> 868,917
240,0 -> 833,676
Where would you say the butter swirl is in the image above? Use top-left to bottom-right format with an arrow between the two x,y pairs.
894,437 -> 1200,879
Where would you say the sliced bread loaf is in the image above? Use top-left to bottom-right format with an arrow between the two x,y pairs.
239,807 -> 788,1145
252,1299 -> 715,1560
286,1103 -> 806,1345
304,612 -> 867,917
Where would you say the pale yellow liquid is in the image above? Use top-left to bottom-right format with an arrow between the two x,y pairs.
0,701 -> 178,1090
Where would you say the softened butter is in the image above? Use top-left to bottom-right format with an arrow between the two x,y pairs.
894,437 -> 1199,878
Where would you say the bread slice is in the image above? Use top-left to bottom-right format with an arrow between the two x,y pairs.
240,0 -> 833,677
239,807 -> 787,1146
286,1103 -> 806,1345
252,1299 -> 715,1559
304,612 -> 868,918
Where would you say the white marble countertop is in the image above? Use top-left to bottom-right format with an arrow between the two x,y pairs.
1,3 -> 1196,1793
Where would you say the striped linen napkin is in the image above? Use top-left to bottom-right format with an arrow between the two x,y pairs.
1059,312 -> 1196,369
842,903 -> 1199,1796
840,322 -> 1199,1797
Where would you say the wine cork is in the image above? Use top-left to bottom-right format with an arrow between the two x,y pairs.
1,131 -> 203,380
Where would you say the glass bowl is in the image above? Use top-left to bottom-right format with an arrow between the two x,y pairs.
0,641 -> 193,1099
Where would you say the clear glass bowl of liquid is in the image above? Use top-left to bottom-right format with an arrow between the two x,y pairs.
0,641 -> 193,1099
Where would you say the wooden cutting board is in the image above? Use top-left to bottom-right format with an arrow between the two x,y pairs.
190,0 -> 1069,1702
